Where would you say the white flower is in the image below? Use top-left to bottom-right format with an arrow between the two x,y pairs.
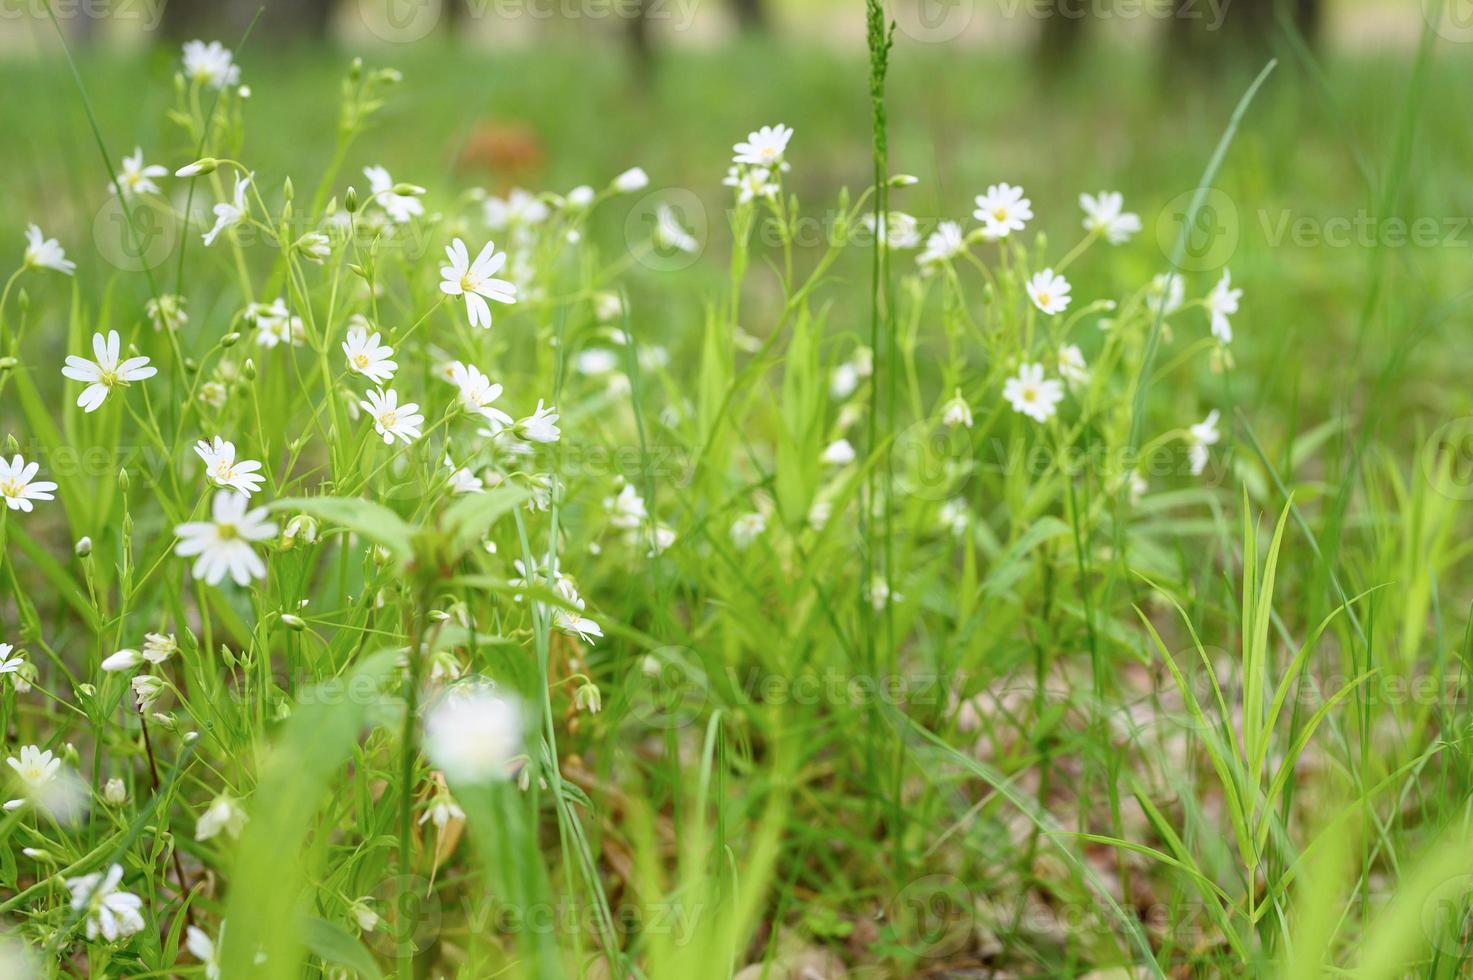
440,238 -> 517,330
173,491 -> 277,587
0,645 -> 22,677
1057,344 -> 1089,386
191,438 -> 263,500
342,326 -> 397,384
67,864 -> 145,942
808,500 -> 832,530
1205,270 -> 1241,344
104,779 -> 128,806
246,298 -> 303,348
730,512 -> 766,550
653,205 -> 698,254
1003,363 -> 1065,423
604,483 -> 647,531
419,793 -> 465,829
648,525 -> 676,555
577,348 -> 619,376
1189,409 -> 1221,476
973,182 -> 1033,240
295,231 -> 331,263
822,439 -> 856,466
829,349 -> 873,399
861,211 -> 921,250
1027,269 -> 1072,316
551,587 -> 603,644
723,165 -> 778,204
62,330 -> 158,413
445,361 -> 513,427
186,925 -> 222,980
195,795 -> 247,841
941,391 -> 973,428
424,689 -> 523,783
202,173 -> 250,247
612,167 -> 650,193
1128,470 -> 1148,504
938,498 -> 969,537
732,124 -> 793,170
484,188 -> 549,229
1080,191 -> 1142,245
143,633 -> 178,663
111,147 -> 168,199
444,455 -> 483,495
363,165 -> 424,225
6,745 -> 58,793
23,224 -> 75,274
131,674 -> 164,711
565,185 -> 595,209
101,649 -> 143,673
145,294 -> 187,332
182,40 -> 240,89
0,455 -> 56,513
594,292 -> 623,322
517,401 -> 561,444
360,388 -> 424,445
1146,273 -> 1185,317
917,221 -> 966,266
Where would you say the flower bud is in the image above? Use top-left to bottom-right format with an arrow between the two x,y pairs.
118,468 -> 130,492
345,186 -> 359,213
101,649 -> 142,673
103,779 -> 127,806
391,183 -> 426,197
74,536 -> 93,558
221,332 -> 241,348
280,613 -> 306,632
890,174 -> 919,187
176,158 -> 219,178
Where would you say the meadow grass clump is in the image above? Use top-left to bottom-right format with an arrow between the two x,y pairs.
1,7 -> 1472,979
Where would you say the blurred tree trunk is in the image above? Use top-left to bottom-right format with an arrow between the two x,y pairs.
730,0 -> 767,33
1036,2 -> 1088,70
160,0 -> 337,42
625,0 -> 656,86
1169,0 -> 1320,60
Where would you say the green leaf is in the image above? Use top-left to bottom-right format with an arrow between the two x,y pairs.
302,916 -> 384,980
271,496 -> 414,565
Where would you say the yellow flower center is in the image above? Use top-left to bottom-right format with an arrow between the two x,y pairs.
354,353 -> 370,369
993,207 -> 1008,222
380,411 -> 397,428
0,479 -> 20,499
217,523 -> 239,541
459,274 -> 477,293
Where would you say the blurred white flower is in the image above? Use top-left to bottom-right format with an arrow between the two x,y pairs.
364,165 -> 424,224
203,173 -> 250,247
1146,273 -> 1185,317
973,182 -> 1033,240
1205,269 -> 1241,344
730,512 -> 766,550
653,205 -> 698,254
1003,363 -> 1064,423
517,401 -> 561,444
24,223 -> 75,274
1189,409 -> 1221,476
446,361 -> 513,428
612,167 -> 649,193
424,688 -> 523,783
917,221 -> 966,266
182,40 -> 240,89
67,864 -> 144,942
196,794 -> 248,841
604,483 -> 647,531
1027,269 -> 1072,316
0,455 -> 56,513
113,147 -> 168,198
1057,344 -> 1089,386
62,330 -> 157,413
174,491 -> 278,587
1080,191 -> 1141,245
941,391 -> 973,428
440,238 -> 517,330
145,294 -> 188,332
822,439 -> 856,466
186,924 -> 222,980
484,188 -> 549,229
723,165 -> 777,204
861,211 -> 920,250
732,124 -> 793,171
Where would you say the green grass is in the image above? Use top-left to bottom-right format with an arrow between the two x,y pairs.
1,11 -> 1473,978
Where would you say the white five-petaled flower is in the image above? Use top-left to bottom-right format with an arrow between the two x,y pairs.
973,182 -> 1033,240
0,455 -> 56,513
203,173 -> 250,247
23,224 -> 75,275
1080,191 -> 1142,245
445,361 -> 513,427
1189,409 -> 1221,476
68,864 -> 145,942
360,388 -> 424,445
182,40 -> 241,89
247,298 -> 303,348
941,391 -> 973,428
517,401 -> 560,444
194,437 -> 265,497
420,793 -> 465,829
0,644 -> 23,676
444,456 -> 484,495
439,238 -> 517,330
1146,273 -> 1185,317
917,221 -> 966,266
653,204 -> 699,254
604,483 -> 647,530
1027,268 -> 1073,316
730,511 -> 766,550
145,294 -> 187,332
342,325 -> 397,384
112,147 -> 168,198
364,165 -> 424,225
861,211 -> 921,250
62,330 -> 158,413
1003,363 -> 1065,423
732,124 -> 793,171
186,924 -> 223,980
174,491 -> 277,587
822,438 -> 856,466
424,688 -> 524,784
1205,269 -> 1241,344
1058,344 -> 1089,386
